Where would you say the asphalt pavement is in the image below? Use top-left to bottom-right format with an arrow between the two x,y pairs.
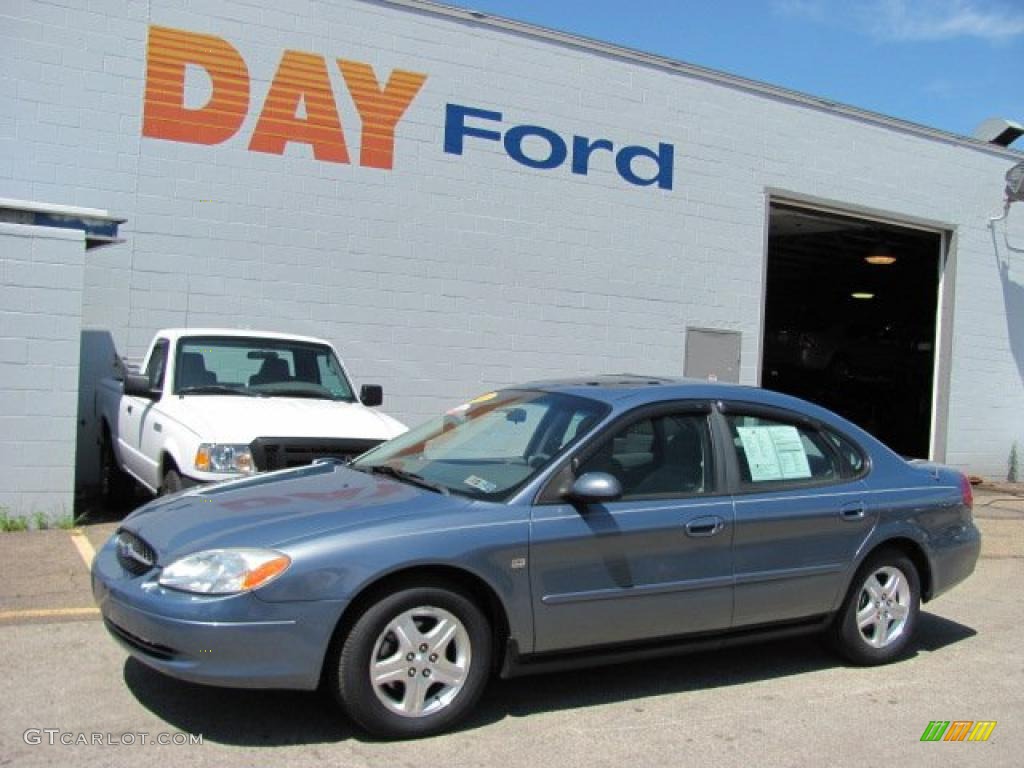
0,487 -> 1021,767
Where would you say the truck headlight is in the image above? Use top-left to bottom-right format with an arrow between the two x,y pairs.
195,443 -> 255,474
158,549 -> 291,594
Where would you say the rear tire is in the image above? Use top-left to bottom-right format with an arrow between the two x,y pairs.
830,548 -> 920,665
328,584 -> 492,739
99,430 -> 132,504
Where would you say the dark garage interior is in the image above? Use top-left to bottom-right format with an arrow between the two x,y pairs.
762,202 -> 943,458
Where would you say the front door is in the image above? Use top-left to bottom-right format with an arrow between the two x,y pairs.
119,338 -> 168,489
530,407 -> 734,653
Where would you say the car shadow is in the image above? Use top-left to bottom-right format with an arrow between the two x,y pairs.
468,612 -> 977,728
123,659 -> 354,744
122,611 -> 975,745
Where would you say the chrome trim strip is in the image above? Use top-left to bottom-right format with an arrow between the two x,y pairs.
733,562 -> 844,585
542,574 -> 733,605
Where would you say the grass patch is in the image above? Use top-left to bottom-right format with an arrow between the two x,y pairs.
0,509 -> 30,532
0,508 -> 78,532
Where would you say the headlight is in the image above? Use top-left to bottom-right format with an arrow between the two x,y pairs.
195,443 -> 254,474
158,549 -> 291,594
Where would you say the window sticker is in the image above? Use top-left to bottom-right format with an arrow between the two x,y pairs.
737,425 -> 812,482
464,474 -> 497,493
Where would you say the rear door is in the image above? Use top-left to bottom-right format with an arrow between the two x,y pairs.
529,403 -> 734,653
718,403 -> 876,627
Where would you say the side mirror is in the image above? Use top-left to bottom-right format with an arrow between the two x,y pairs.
124,372 -> 159,400
360,384 -> 383,407
567,472 -> 622,504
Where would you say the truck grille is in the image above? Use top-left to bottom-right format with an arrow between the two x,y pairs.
115,530 -> 157,576
249,437 -> 383,472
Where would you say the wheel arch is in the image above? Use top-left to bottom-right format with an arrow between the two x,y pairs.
859,536 -> 934,602
321,563 -> 512,684
160,448 -> 182,479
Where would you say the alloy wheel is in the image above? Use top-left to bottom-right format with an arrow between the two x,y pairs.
855,565 -> 911,648
368,605 -> 472,718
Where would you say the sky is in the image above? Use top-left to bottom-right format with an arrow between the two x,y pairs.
441,0 -> 1024,141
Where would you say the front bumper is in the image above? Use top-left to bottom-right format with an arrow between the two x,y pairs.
91,536 -> 347,690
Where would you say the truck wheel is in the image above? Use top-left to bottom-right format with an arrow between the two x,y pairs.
161,468 -> 183,496
100,431 -> 132,505
328,585 -> 492,739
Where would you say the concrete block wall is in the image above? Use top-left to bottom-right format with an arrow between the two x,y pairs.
0,223 -> 85,518
1,0 -> 1022,478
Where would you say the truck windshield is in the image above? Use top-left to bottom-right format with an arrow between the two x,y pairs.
173,336 -> 356,401
351,390 -> 608,500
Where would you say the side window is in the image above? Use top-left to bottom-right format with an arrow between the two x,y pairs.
576,412 -> 711,499
823,427 -> 867,476
144,339 -> 169,389
725,413 -> 840,486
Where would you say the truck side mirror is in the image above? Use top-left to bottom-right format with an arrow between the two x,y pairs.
360,384 -> 383,407
124,372 -> 160,400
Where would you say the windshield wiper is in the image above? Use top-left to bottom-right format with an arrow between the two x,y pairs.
176,385 -> 261,397
363,465 -> 449,495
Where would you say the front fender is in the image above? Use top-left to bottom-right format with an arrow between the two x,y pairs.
255,507 -> 535,653
160,434 -> 192,480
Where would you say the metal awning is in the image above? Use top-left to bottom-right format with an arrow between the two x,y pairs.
0,198 -> 125,249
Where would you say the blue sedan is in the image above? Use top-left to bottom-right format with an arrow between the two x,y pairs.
93,377 -> 980,738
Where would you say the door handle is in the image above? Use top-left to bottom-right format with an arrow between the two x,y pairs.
685,515 -> 725,537
840,502 -> 867,520
126,404 -> 133,414
153,422 -> 162,433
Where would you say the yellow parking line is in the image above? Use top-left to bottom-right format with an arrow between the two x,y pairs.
70,528 -> 97,570
0,607 -> 100,621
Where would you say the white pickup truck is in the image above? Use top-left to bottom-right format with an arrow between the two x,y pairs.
95,328 -> 407,498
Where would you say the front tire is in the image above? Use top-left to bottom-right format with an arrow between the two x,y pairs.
160,468 -> 183,496
831,549 -> 920,665
329,585 -> 492,739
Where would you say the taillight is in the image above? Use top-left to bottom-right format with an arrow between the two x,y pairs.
958,473 -> 973,510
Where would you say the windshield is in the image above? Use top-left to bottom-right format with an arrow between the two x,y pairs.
173,336 -> 356,401
351,390 -> 608,500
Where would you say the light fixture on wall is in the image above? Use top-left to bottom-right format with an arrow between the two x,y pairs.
851,292 -> 875,300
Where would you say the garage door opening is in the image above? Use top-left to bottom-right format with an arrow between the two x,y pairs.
762,202 -> 943,458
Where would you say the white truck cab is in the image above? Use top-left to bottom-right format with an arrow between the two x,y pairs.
96,329 -> 406,497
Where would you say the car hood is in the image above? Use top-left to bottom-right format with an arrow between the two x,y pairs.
160,395 -> 407,443
121,463 -> 470,561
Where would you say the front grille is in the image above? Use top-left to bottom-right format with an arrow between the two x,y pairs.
104,618 -> 178,660
115,530 -> 157,576
250,437 -> 383,472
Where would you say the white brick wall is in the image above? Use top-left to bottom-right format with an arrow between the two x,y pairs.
2,0 -> 1023,480
0,224 -> 85,518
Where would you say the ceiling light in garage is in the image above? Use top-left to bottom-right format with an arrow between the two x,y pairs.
851,292 -> 875,300
865,253 -> 897,265
865,241 -> 896,265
